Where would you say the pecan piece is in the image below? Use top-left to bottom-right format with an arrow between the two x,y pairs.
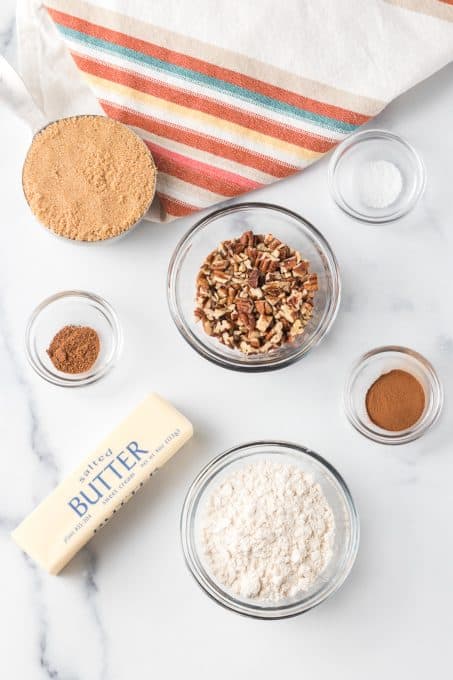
290,319 -> 304,337
239,230 -> 255,247
211,270 -> 231,284
281,255 -> 298,271
256,314 -> 272,332
293,261 -> 309,277
255,300 -> 267,315
202,319 -> 213,335
280,304 -> 296,323
238,312 -> 255,330
195,230 -> 317,355
304,273 -> 318,291
236,298 -> 254,314
249,287 -> 264,299
248,267 -> 260,288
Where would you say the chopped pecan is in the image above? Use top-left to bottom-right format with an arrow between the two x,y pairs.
249,287 -> 264,299
239,230 -> 255,247
277,244 -> 290,259
194,230 -> 317,355
293,261 -> 309,277
264,235 -> 282,250
211,270 -> 231,284
256,314 -> 272,332
287,290 -> 303,308
304,273 -> 318,291
202,319 -> 213,335
281,255 -> 298,271
268,321 -> 283,345
290,319 -> 304,337
232,242 -> 245,255
256,254 -> 271,273
236,298 -> 254,314
255,300 -> 267,315
279,304 -> 296,323
211,256 -> 228,270
238,312 -> 255,330
248,268 -> 260,288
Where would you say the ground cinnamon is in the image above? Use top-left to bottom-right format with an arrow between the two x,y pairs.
365,369 -> 425,431
47,326 -> 100,374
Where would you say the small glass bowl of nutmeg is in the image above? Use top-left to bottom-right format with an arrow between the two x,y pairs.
167,202 -> 341,371
25,290 -> 123,387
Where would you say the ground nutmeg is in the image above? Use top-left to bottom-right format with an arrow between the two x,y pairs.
365,369 -> 425,431
47,325 -> 100,374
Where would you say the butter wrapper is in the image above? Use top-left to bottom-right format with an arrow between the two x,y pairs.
12,394 -> 193,574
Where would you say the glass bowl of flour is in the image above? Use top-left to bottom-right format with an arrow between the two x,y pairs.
181,441 -> 359,619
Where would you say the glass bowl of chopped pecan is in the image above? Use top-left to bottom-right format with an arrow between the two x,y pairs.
167,202 -> 340,371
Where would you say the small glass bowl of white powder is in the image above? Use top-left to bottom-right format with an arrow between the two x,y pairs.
181,441 -> 359,619
328,129 -> 425,223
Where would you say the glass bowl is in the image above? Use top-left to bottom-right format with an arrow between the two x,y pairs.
344,346 -> 443,444
167,202 -> 341,371
328,129 -> 425,223
181,441 -> 359,619
25,290 -> 123,386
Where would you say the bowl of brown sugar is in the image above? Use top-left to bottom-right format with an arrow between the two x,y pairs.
25,291 -> 122,386
22,115 -> 156,243
344,346 -> 443,444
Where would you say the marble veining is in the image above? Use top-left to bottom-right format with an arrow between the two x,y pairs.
0,0 -> 17,65
0,294 -> 109,679
0,293 -> 59,496
83,549 -> 109,680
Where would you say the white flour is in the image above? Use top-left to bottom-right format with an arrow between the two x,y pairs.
358,159 -> 403,209
201,460 -> 335,601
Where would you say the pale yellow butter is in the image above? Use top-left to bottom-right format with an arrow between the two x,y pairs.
12,393 -> 193,574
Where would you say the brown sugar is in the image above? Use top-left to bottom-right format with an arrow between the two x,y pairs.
47,325 -> 100,374
365,369 -> 425,431
22,116 -> 156,241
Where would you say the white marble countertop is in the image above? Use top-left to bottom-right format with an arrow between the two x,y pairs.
1,3 -> 452,679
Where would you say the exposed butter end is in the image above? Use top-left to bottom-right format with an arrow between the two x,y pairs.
12,393 -> 193,575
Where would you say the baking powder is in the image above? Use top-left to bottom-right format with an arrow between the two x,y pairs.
358,159 -> 403,209
201,460 -> 335,601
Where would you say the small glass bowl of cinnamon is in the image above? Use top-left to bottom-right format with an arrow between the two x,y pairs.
344,346 -> 443,444
25,290 -> 123,387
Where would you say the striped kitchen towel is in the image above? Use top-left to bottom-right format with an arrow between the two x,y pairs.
16,0 -> 453,222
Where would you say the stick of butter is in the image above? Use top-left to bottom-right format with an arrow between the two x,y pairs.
12,393 -> 193,575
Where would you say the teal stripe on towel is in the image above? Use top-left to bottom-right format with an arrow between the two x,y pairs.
56,24 -> 357,135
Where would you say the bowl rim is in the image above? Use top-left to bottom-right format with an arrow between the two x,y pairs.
25,289 -> 123,387
180,439 -> 360,620
167,201 -> 341,372
328,128 -> 426,224
343,345 -> 443,444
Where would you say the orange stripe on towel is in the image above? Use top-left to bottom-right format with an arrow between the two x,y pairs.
145,140 -> 262,196
157,193 -> 197,217
47,6 -> 369,127
72,53 -> 337,153
100,100 -> 299,178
